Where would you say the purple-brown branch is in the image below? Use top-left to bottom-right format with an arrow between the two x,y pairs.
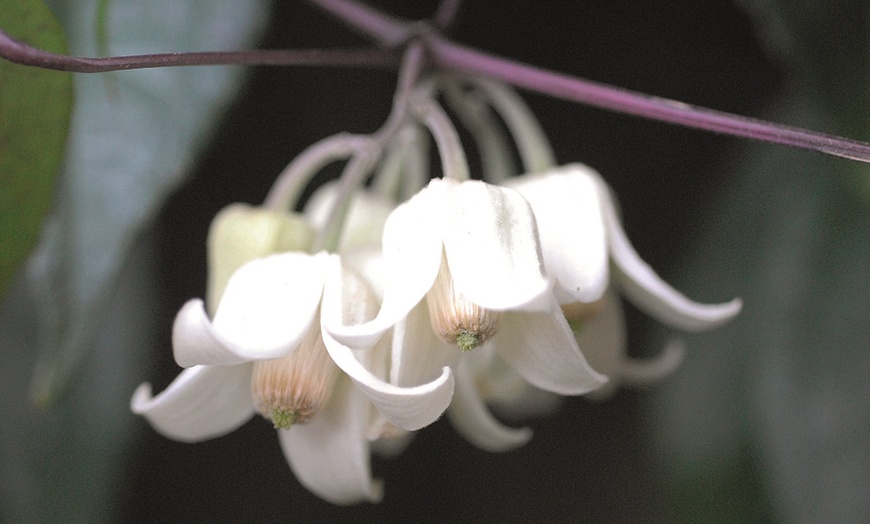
4,0 -> 870,164
427,36 -> 870,164
0,29 -> 399,72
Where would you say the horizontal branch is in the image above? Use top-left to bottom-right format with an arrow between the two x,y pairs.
0,29 -> 399,73
429,35 -> 870,164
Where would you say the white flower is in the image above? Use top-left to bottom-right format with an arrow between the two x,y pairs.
325,177 -> 608,450
132,221 -> 454,504
505,163 -> 742,396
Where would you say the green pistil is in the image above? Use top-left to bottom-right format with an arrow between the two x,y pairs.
456,330 -> 481,352
271,408 -> 299,429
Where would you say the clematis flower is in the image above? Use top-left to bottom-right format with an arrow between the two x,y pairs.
325,177 -> 608,443
504,163 -> 742,395
132,202 -> 454,504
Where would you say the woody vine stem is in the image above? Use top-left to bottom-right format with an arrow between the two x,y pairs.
3,0 -> 870,163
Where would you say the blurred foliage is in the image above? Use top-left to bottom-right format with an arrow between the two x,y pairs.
0,0 -> 71,297
652,1 -> 870,522
0,0 -> 266,521
26,0 -> 268,406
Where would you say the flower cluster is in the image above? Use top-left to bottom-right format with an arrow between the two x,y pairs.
131,74 -> 741,504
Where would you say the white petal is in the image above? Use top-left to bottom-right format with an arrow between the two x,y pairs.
495,295 -> 608,395
303,182 -> 395,252
620,338 -> 685,384
596,179 -> 742,331
572,290 -> 626,398
369,427 -> 415,458
279,377 -> 382,505
319,261 -> 453,430
465,346 -> 563,420
441,179 -> 550,310
391,300 -> 460,387
505,164 -> 609,303
322,329 -> 453,430
325,184 -> 444,349
130,364 -> 255,443
175,253 -> 329,366
447,359 -> 532,452
173,299 -> 297,367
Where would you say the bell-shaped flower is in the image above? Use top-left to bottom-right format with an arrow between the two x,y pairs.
132,202 -> 454,504
504,163 -> 742,394
325,178 -> 608,432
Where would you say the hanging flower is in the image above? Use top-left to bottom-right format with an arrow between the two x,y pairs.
325,178 -> 608,432
132,202 -> 454,504
504,163 -> 742,396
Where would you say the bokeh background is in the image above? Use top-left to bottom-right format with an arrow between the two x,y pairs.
2,1 -> 867,522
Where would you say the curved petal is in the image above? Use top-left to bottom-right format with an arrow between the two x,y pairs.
572,289 -> 626,399
391,300 -> 461,386
465,346 -> 563,420
320,261 -> 453,430
441,179 -> 550,311
326,183 -> 444,349
173,299 -> 300,367
175,253 -> 329,367
505,164 -> 609,303
447,359 -> 532,452
495,295 -> 608,395
596,178 -> 742,331
130,364 -> 255,443
279,377 -> 382,505
620,338 -> 685,385
323,330 -> 453,431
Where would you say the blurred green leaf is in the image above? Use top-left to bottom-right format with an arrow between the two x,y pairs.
26,0 -> 269,406
0,0 -> 72,297
652,68 -> 870,524
652,3 -> 870,522
1,0 -> 267,521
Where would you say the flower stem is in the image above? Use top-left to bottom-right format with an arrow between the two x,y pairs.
468,77 -> 556,172
412,89 -> 470,182
441,78 -> 517,182
264,133 -> 369,211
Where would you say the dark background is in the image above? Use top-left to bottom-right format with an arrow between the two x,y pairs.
119,1 -> 779,521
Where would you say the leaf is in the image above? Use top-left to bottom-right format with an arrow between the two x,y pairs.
26,0 -> 269,406
0,0 -> 72,297
1,1 -> 268,521
650,93 -> 870,524
652,4 -> 870,521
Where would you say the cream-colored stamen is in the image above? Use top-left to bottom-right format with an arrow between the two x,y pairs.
251,320 -> 338,429
426,256 -> 500,351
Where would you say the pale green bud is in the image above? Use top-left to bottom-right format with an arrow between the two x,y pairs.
206,203 -> 315,314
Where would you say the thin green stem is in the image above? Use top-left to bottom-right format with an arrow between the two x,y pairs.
441,78 -> 516,182
468,77 -> 556,172
411,88 -> 470,182
263,133 -> 369,211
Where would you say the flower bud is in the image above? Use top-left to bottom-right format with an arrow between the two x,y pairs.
251,320 -> 338,429
426,257 -> 500,351
207,203 -> 316,313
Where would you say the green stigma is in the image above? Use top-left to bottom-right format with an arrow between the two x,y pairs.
456,330 -> 481,352
271,408 -> 299,429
